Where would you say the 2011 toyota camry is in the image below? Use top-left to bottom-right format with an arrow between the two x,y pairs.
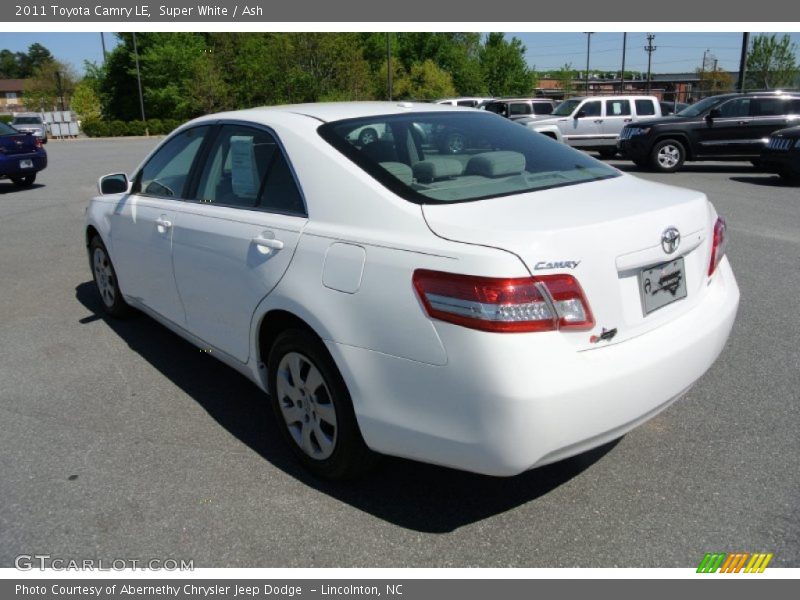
85,102 -> 739,479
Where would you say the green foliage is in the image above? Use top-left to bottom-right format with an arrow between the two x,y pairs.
696,67 -> 733,94
0,114 -> 13,124
0,43 -> 54,78
479,33 -> 537,97
21,60 -> 76,112
393,60 -> 457,100
81,117 -> 181,137
70,81 -> 102,120
746,34 -> 799,90
555,63 -> 577,97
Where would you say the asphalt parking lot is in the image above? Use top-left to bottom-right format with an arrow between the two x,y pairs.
1,138 -> 798,568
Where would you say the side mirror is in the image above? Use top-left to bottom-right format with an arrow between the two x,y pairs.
98,173 -> 129,195
575,110 -> 587,119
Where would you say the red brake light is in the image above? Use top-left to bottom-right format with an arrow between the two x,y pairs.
412,269 -> 594,333
34,137 -> 43,149
708,217 -> 727,276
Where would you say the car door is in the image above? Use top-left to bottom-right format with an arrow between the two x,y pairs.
601,99 -> 633,140
695,97 -> 753,157
562,99 -> 603,145
111,125 -> 211,323
170,123 -> 307,363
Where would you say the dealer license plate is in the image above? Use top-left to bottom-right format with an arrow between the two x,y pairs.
639,257 -> 687,315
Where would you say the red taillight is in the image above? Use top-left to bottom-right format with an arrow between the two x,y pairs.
34,137 -> 43,149
708,217 -> 727,276
412,269 -> 594,333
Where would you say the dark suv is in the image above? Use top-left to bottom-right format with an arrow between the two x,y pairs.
618,92 -> 800,172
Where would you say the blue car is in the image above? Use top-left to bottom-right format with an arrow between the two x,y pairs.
0,120 -> 47,187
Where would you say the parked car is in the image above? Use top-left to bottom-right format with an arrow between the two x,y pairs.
660,101 -> 689,116
11,113 -> 48,144
760,125 -> 800,182
519,95 -> 662,157
0,120 -> 47,187
618,91 -> 800,172
86,102 -> 739,479
435,97 -> 494,108
483,98 -> 556,119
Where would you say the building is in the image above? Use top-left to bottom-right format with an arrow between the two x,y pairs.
0,79 -> 27,113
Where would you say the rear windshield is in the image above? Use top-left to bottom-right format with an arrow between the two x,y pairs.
318,112 -> 618,205
0,122 -> 19,135
13,116 -> 42,124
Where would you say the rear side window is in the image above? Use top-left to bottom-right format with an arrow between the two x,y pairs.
192,124 -> 304,215
635,99 -> 656,116
752,98 -> 793,116
532,103 -> 553,115
136,126 -> 210,198
606,99 -> 631,116
509,103 -> 532,116
456,100 -> 477,107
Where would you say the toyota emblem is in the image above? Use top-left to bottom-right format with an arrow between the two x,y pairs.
661,227 -> 681,254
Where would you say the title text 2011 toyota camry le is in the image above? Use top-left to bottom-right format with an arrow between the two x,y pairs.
85,103 -> 739,479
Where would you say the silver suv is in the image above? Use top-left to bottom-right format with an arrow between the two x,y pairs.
11,113 -> 48,144
484,98 -> 556,120
520,96 -> 662,157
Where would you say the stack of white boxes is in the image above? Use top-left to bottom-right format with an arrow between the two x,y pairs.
42,111 -> 80,139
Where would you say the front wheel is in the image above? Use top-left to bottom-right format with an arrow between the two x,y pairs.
89,236 -> 132,317
11,173 -> 36,187
650,139 -> 686,172
267,329 -> 377,479
778,167 -> 800,183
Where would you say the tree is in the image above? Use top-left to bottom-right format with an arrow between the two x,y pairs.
555,63 -> 577,97
696,66 -> 733,94
392,59 -> 456,100
479,33 -> 537,96
22,60 -> 76,112
70,80 -> 102,120
0,43 -> 54,78
746,33 -> 799,90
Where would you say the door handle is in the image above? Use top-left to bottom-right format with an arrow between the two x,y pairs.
736,120 -> 748,125
623,118 -> 632,122
155,216 -> 172,232
594,119 -> 604,124
252,233 -> 284,253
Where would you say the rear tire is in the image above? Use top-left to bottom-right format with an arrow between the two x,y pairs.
267,328 -> 378,480
649,139 -> 686,173
11,173 -> 36,187
89,236 -> 133,317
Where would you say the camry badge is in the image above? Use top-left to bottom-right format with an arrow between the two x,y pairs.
661,227 -> 681,254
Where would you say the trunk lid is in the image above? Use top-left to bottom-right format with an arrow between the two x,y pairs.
422,174 -> 715,350
0,132 -> 38,156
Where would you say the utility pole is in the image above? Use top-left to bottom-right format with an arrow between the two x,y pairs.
132,32 -> 149,136
644,33 -> 657,93
54,70 -> 65,112
584,32 -> 594,94
100,33 -> 107,65
619,32 -> 627,94
736,32 -> 750,92
386,32 -> 393,101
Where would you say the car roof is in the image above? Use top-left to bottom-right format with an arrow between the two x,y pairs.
189,102 -> 477,126
491,98 -> 553,102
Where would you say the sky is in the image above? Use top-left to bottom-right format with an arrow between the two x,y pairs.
1,31 -> 799,75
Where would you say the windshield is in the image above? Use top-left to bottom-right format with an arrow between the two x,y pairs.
676,96 -> 728,117
13,116 -> 42,125
551,99 -> 582,117
318,111 -> 618,205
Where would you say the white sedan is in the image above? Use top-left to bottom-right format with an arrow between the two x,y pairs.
85,102 -> 739,479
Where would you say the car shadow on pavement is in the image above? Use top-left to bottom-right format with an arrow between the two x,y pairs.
612,162 -> 760,175
729,175 -> 797,187
76,280 -> 618,533
0,182 -> 45,194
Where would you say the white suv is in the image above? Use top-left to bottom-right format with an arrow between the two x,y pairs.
520,96 -> 662,157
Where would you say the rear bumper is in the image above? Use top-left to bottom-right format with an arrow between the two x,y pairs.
0,151 -> 47,177
329,258 -> 739,476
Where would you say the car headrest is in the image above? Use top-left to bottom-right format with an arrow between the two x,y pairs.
466,151 -> 526,177
412,158 -> 463,183
380,162 -> 413,186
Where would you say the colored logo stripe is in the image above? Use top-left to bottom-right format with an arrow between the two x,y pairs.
697,552 -> 773,573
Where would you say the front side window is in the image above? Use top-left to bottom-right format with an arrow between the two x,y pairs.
551,99 -> 581,116
532,103 -> 553,115
193,124 -> 304,214
135,126 -> 210,198
484,102 -> 508,116
318,111 -> 618,205
717,98 -> 751,118
676,95 -> 729,117
579,101 -> 602,118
